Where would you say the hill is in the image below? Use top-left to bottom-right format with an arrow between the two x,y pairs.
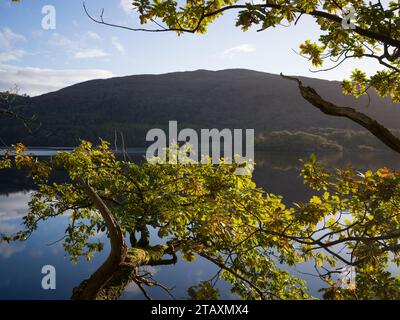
1,69 -> 399,151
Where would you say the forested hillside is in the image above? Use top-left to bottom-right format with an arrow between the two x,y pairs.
1,69 -> 399,151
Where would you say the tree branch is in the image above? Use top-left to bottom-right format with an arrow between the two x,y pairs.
71,181 -> 127,300
83,2 -> 400,50
280,73 -> 400,154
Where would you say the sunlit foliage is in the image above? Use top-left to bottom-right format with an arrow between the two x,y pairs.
2,141 -> 400,299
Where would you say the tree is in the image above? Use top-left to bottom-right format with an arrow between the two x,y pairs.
4,0 -> 400,300
84,0 -> 400,153
2,141 -> 400,300
1,141 -> 308,299
0,88 -> 40,146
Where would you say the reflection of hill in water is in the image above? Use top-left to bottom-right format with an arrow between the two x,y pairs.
1,151 -> 400,205
0,169 -> 36,195
0,167 -> 71,195
255,151 -> 400,205
255,151 -> 400,171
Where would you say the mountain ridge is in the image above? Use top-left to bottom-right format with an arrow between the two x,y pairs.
1,69 -> 399,151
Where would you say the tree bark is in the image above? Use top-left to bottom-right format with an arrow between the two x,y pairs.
95,245 -> 173,300
71,181 -> 127,300
71,183 -> 177,300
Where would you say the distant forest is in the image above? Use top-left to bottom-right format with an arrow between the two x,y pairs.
1,69 -> 399,152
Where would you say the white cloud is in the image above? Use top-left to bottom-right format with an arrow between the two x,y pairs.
0,28 -> 26,64
74,49 -> 110,59
111,36 -> 125,54
124,282 -> 141,295
0,192 -> 30,221
0,49 -> 26,62
31,29 -> 44,39
87,31 -> 102,41
0,64 -> 114,96
49,33 -> 109,59
120,0 -> 134,13
0,27 -> 26,51
48,32 -> 77,51
222,44 -> 256,58
0,242 -> 25,259
0,192 -> 30,239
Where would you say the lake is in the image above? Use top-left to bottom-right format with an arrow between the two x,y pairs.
1,149 -> 400,300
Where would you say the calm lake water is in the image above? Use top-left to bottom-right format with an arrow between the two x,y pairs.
1,149 -> 400,300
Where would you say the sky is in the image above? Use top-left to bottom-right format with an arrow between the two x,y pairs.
0,0 -> 384,96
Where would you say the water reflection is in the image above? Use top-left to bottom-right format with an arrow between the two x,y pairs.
0,192 -> 234,300
1,150 -> 400,299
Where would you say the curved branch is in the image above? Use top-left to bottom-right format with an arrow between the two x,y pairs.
83,2 -> 193,33
280,73 -> 400,154
83,1 -> 400,49
0,108 -> 41,134
71,181 -> 127,300
198,252 -> 266,299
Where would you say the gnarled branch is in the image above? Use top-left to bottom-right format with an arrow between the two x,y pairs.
72,181 -> 127,300
280,73 -> 400,154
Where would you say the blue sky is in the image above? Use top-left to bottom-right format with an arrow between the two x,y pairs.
0,0 -> 383,96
